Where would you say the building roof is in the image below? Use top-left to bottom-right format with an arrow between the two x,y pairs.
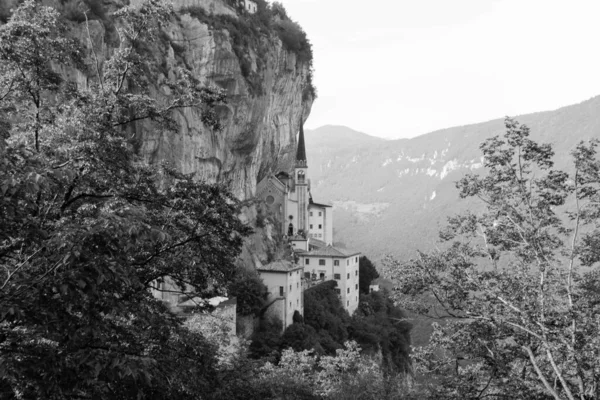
295,122 -> 307,167
258,260 -> 303,273
276,171 -> 290,180
309,200 -> 332,208
308,238 -> 327,249
304,245 -> 361,258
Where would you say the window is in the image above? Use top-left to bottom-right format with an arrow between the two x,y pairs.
297,299 -> 299,305
318,224 -> 322,229
290,302 -> 292,308
297,270 -> 299,275
318,234 -> 322,238
347,273 -> 350,279
334,260 -> 339,266
319,212 -> 322,216
305,259 -> 310,265
347,288 -> 350,294
335,289 -> 341,294
279,286 -> 284,296
347,300 -> 349,306
289,272 -> 292,276
319,259 -> 325,266
355,284 -> 358,290
304,272 -> 310,279
297,282 -> 299,288
310,224 -> 313,229
289,284 -> 292,292
355,270 -> 358,276
310,212 -> 313,216
334,273 -> 341,280
355,257 -> 358,263
265,195 -> 275,205
346,260 -> 349,266
319,272 -> 325,279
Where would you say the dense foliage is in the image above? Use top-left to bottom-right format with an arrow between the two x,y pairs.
0,1 -> 252,398
227,268 -> 268,316
258,342 -> 413,400
388,118 -> 600,399
359,255 -> 379,294
249,272 -> 412,375
351,291 -> 412,373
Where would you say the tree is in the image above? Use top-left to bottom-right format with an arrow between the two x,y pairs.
350,291 -> 412,373
258,341 -> 414,400
359,255 -> 379,294
280,322 -> 322,353
227,267 -> 268,316
0,1 -> 250,398
387,118 -> 600,399
303,281 -> 350,353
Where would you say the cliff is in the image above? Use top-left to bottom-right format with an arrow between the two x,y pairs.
68,0 -> 314,268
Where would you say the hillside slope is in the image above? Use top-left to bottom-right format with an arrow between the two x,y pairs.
305,96 -> 600,262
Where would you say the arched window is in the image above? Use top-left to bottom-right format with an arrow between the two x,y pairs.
288,223 -> 294,236
297,170 -> 305,183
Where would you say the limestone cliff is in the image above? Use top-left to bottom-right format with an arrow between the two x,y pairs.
140,12 -> 313,201
69,0 -> 314,268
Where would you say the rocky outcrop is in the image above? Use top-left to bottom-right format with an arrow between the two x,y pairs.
71,0 -> 313,268
142,11 -> 313,200
72,1 -> 312,201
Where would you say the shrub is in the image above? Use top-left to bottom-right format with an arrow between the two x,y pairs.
274,18 -> 312,63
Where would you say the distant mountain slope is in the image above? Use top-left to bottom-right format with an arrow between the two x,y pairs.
305,96 -> 600,262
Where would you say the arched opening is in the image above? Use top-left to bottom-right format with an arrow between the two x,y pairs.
297,170 -> 305,183
288,223 -> 294,236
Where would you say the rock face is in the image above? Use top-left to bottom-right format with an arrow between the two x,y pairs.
141,12 -> 312,200
74,2 -> 313,201
71,1 -> 313,268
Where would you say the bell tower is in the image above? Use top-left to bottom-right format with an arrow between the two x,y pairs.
295,121 -> 308,235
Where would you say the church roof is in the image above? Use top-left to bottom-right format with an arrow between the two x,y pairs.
258,260 -> 303,273
309,200 -> 332,208
304,245 -> 361,258
276,171 -> 291,180
295,122 -> 307,167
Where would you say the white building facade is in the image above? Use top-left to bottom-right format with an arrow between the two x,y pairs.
257,260 -> 304,328
299,246 -> 361,315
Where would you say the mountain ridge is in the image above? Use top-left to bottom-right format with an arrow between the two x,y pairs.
305,95 -> 600,262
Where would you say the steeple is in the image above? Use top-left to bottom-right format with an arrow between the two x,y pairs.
295,121 -> 307,168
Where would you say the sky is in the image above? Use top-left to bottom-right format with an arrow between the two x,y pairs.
276,0 -> 600,139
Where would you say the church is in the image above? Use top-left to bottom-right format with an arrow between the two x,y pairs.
256,123 -> 361,327
256,123 -> 333,251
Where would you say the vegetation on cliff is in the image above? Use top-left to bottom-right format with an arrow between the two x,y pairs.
387,118 -> 600,399
182,0 -> 316,98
